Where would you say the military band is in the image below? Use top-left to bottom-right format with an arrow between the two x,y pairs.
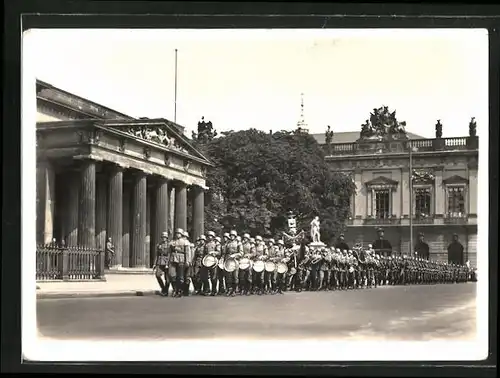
153,229 -> 474,297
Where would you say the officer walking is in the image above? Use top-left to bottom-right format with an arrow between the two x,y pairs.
447,233 -> 465,265
372,228 -> 393,257
154,232 -> 171,296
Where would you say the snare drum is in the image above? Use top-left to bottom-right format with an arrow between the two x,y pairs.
265,261 -> 276,272
224,257 -> 239,272
252,260 -> 265,273
202,254 -> 218,268
218,258 -> 225,270
239,257 -> 252,270
277,262 -> 288,274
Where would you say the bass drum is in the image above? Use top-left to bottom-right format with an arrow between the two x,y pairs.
202,254 -> 218,268
265,261 -> 276,272
252,260 -> 265,273
224,257 -> 239,272
277,262 -> 288,274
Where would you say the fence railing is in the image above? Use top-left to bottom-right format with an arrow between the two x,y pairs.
36,244 -> 105,281
324,136 -> 477,156
364,217 -> 401,225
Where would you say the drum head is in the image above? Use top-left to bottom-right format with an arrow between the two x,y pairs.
218,259 -> 225,270
277,263 -> 288,274
224,258 -> 238,272
239,258 -> 250,270
290,267 -> 297,275
349,266 -> 354,273
253,260 -> 265,273
265,261 -> 276,272
202,255 -> 217,268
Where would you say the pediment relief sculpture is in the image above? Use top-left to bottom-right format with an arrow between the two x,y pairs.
116,125 -> 189,154
365,175 -> 399,188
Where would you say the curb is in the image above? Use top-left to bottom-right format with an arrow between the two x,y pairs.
37,290 -> 158,299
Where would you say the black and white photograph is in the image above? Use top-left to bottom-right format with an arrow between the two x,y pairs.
22,28 -> 488,361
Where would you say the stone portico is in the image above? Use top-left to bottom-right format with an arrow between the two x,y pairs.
36,85 -> 212,268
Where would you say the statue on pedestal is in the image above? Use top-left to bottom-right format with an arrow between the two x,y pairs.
435,120 -> 443,139
469,117 -> 477,137
310,216 -> 321,243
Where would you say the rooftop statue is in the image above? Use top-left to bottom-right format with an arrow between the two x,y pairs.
469,117 -> 477,137
358,106 -> 408,142
435,120 -> 443,139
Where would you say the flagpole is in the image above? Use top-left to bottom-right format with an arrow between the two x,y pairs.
174,48 -> 178,123
409,140 -> 414,257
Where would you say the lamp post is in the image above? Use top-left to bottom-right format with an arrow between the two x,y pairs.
409,140 -> 414,257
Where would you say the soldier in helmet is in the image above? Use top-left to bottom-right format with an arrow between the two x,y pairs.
253,235 -> 267,295
224,230 -> 243,296
192,235 -> 206,295
201,231 -> 221,296
273,239 -> 288,294
239,233 -> 255,296
182,231 -> 194,296
168,228 -> 191,298
264,238 -> 277,294
372,228 -> 392,257
214,236 -> 225,294
154,231 -> 171,296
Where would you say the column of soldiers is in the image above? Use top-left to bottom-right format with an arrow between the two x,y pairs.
153,228 -> 473,298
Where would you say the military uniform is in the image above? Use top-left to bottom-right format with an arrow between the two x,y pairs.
224,231 -> 243,296
105,239 -> 115,269
201,232 -> 221,296
273,241 -> 287,294
264,240 -> 277,293
192,237 -> 206,294
168,229 -> 191,297
238,234 -> 255,295
154,233 -> 171,296
253,237 -> 267,295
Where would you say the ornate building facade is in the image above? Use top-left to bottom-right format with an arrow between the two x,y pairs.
36,80 -> 212,268
312,120 -> 479,266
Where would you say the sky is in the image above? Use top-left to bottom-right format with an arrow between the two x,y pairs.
25,28 -> 488,138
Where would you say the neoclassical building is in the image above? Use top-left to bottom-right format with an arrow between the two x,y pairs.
36,80 -> 212,268
311,123 -> 479,266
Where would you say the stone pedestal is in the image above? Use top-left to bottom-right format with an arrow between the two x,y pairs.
309,241 -> 326,252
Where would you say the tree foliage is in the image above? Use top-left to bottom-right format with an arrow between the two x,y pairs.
193,128 -> 355,244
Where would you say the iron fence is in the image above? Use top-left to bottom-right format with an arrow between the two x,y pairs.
36,244 -> 105,281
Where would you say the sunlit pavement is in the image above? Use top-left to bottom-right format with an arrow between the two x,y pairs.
37,282 -> 476,341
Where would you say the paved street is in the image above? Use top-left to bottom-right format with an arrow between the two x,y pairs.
37,283 -> 476,341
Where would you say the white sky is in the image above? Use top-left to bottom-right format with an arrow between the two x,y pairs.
26,29 -> 488,138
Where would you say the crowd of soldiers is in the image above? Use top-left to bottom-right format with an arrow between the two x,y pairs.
150,227 -> 474,298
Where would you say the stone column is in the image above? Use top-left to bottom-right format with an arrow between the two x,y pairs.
401,168 -> 410,217
174,182 -> 188,232
353,170 -> 364,218
434,167 -> 445,216
66,172 -> 79,247
78,159 -> 96,248
130,171 -> 147,268
122,184 -> 131,267
95,174 -> 107,250
107,165 -> 123,268
468,167 -> 478,216
169,186 -> 175,236
145,186 -> 151,268
192,185 -> 205,241
155,178 -> 170,240
36,160 -> 55,244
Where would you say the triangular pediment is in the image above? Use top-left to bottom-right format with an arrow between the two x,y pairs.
443,175 -> 468,185
365,176 -> 399,186
103,119 -> 212,166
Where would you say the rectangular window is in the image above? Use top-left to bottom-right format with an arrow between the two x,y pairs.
415,187 -> 432,217
447,187 -> 465,217
374,189 -> 390,219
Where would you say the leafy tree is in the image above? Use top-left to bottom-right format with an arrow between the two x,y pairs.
193,127 -> 355,244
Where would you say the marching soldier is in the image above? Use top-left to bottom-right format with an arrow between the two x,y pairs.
273,239 -> 287,294
154,231 -> 171,296
414,232 -> 430,260
264,239 -> 277,294
168,228 -> 191,298
239,233 -> 255,295
215,236 -> 225,295
299,244 -> 313,291
201,231 -> 221,296
225,230 -> 243,297
372,228 -> 393,257
192,235 -> 206,295
182,231 -> 194,296
253,235 -> 268,295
